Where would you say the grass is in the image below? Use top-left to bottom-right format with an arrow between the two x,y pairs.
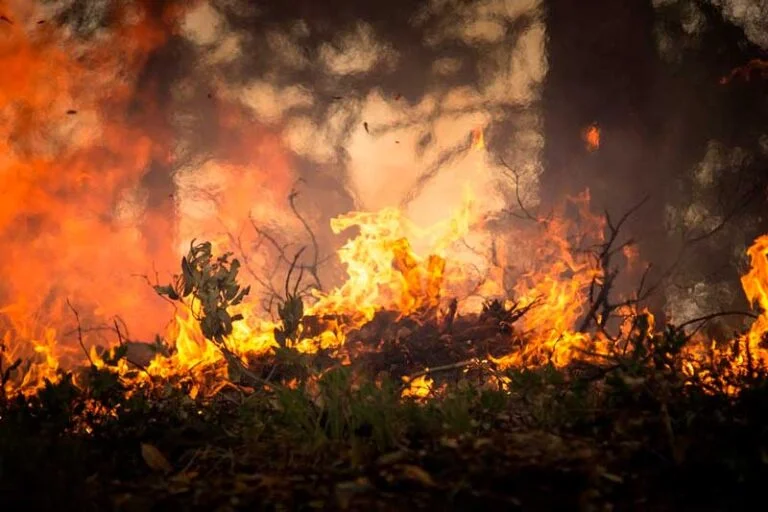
3,339 -> 768,512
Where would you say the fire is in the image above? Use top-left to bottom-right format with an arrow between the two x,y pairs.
719,59 -> 768,85
0,1 -> 191,393
741,235 -> 768,366
401,374 -> 434,400
582,123 -> 600,152
673,235 -> 768,393
2,2 -> 768,403
306,187 -> 474,330
480,191 -> 605,366
0,1 -> 296,396
471,126 -> 485,150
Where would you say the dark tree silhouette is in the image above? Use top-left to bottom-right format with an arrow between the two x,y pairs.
650,0 -> 768,327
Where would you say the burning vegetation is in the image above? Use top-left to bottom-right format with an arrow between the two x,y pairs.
2,1 -> 768,510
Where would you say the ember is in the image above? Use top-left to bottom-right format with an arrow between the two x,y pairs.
582,122 -> 600,152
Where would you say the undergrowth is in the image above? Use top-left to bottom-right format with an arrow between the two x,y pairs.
2,339 -> 768,511
2,238 -> 768,511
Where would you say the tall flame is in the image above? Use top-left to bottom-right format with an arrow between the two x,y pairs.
741,235 -> 768,366
0,1 -> 189,391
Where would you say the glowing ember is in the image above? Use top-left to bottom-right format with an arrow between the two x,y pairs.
582,123 -> 600,152
719,59 -> 768,85
401,374 -> 433,400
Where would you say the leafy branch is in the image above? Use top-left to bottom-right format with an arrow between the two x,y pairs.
154,240 -> 251,346
273,248 -> 307,348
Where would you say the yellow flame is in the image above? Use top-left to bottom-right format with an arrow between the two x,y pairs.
4,158 -> 768,399
741,235 -> 768,366
401,374 -> 433,400
471,126 -> 485,150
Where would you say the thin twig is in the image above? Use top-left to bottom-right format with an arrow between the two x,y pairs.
578,195 -> 650,334
675,310 -> 759,340
113,319 -> 125,346
66,298 -> 94,367
498,157 -> 541,223
289,184 -> 323,291
402,358 -> 484,385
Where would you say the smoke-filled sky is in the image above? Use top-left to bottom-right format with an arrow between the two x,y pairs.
174,0 -> 546,238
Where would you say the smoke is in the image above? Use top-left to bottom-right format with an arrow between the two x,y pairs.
713,0 -> 768,48
171,0 -> 549,299
0,0 -> 187,352
175,0 -> 547,214
649,0 -> 768,326
0,0 -> 549,350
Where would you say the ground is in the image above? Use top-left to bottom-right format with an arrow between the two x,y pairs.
2,310 -> 768,511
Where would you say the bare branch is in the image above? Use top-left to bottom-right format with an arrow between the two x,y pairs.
498,157 -> 541,223
677,311 -> 759,330
66,298 -> 94,367
288,183 -> 323,291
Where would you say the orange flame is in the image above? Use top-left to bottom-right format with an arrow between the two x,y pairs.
741,235 -> 768,366
0,2 -> 189,391
719,59 -> 768,85
305,187 -> 475,334
401,374 -> 434,400
471,126 -> 485,150
582,123 -> 600,152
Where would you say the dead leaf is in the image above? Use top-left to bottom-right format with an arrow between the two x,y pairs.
473,438 -> 492,449
168,471 -> 198,493
1,15 -> 13,25
399,464 -> 436,487
235,473 -> 263,482
363,122 -> 369,134
600,471 -> 624,484
440,437 -> 459,449
170,471 -> 198,484
140,443 -> 173,473
256,475 -> 282,488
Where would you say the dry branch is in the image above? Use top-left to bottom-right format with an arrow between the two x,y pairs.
66,298 -> 94,367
